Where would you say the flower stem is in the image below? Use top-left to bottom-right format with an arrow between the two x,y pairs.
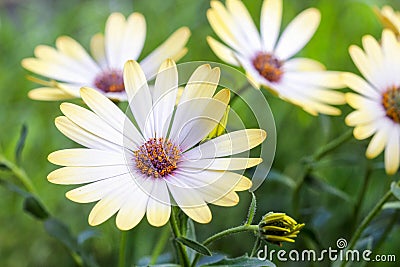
118,231 -> 128,267
352,162 -> 373,227
170,208 -> 190,266
150,226 -> 170,265
0,154 -> 37,195
191,224 -> 258,266
292,129 -> 353,216
340,181 -> 399,267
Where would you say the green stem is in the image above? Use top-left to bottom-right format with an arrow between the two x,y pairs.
250,236 -> 262,258
292,129 -> 353,217
340,182 -> 399,267
150,226 -> 170,265
0,154 -> 37,195
170,208 -> 190,267
191,224 -> 258,267
118,231 -> 128,267
353,163 -> 373,226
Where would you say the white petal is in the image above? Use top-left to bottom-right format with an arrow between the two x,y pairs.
48,148 -> 126,167
80,87 -> 144,147
28,88 -> 74,101
179,64 -> 220,104
284,70 -> 345,89
146,179 -> 171,227
179,158 -> 262,171
275,8 -> 320,60
184,129 -> 266,159
345,109 -> 384,126
340,72 -> 380,99
366,120 -> 391,158
283,57 -> 325,72
384,125 -> 400,175
119,13 -> 146,65
381,29 -> 400,88
152,59 -> 178,137
90,33 -> 107,69
48,165 -> 130,185
170,94 -> 229,151
206,36 -> 240,66
105,13 -> 126,69
140,27 -> 190,78
353,123 -> 377,140
210,191 -> 239,206
261,0 -> 282,52
226,0 -> 262,51
123,60 -> 154,139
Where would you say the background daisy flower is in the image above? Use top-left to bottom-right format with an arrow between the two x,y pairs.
22,12 -> 190,101
375,5 -> 400,36
343,29 -> 400,175
206,0 -> 345,116
47,59 -> 266,230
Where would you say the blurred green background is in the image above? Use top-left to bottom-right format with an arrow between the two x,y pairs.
1,0 -> 400,266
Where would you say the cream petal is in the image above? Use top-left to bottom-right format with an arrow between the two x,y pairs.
275,8 -> 320,60
384,125 -> 400,175
184,129 -> 266,159
179,64 -> 220,104
345,93 -> 383,111
207,36 -> 240,66
60,103 -> 137,149
226,0 -> 262,51
123,60 -> 154,139
260,0 -> 282,52
345,109 -> 383,126
179,158 -> 262,171
105,13 -> 126,69
140,27 -> 190,78
119,13 -> 146,66
116,180 -> 151,230
55,36 -> 100,74
170,94 -> 229,151
66,174 -> 132,203
340,72 -> 380,99
48,165 -> 130,185
48,148 -> 126,167
284,71 -> 345,89
210,191 -> 239,207
90,33 -> 107,69
152,59 -> 178,137
55,116 -> 121,152
283,58 -> 325,72
28,87 -> 74,101
80,87 -> 144,148
381,29 -> 400,87
233,176 -> 252,191
366,121 -> 391,159
353,123 -> 378,140
146,179 -> 171,227
88,186 -> 130,226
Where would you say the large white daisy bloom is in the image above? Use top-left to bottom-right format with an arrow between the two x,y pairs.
343,29 -> 400,175
22,12 -> 190,101
47,59 -> 267,230
206,0 -> 345,116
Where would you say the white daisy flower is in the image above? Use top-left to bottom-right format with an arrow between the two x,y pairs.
375,5 -> 400,36
206,0 -> 345,116
47,59 -> 267,230
343,29 -> 400,175
22,12 -> 190,101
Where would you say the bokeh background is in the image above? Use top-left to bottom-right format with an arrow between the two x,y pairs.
1,0 -> 400,266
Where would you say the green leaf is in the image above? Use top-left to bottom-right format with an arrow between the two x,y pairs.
23,195 -> 49,220
77,229 -> 99,245
305,174 -> 351,202
0,162 -> 10,171
186,219 -> 197,261
245,192 -> 257,225
175,237 -> 212,256
44,218 -> 78,252
390,182 -> 400,200
15,124 -> 28,165
383,201 -> 400,210
266,170 -> 296,188
203,255 -> 275,267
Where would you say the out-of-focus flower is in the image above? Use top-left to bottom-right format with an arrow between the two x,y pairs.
47,59 -> 267,230
258,212 -> 305,246
343,29 -> 400,175
206,0 -> 345,116
374,5 -> 400,36
22,12 -> 190,101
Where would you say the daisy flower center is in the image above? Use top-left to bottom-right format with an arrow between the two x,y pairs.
94,69 -> 125,93
382,86 -> 400,123
252,52 -> 283,83
134,138 -> 181,178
